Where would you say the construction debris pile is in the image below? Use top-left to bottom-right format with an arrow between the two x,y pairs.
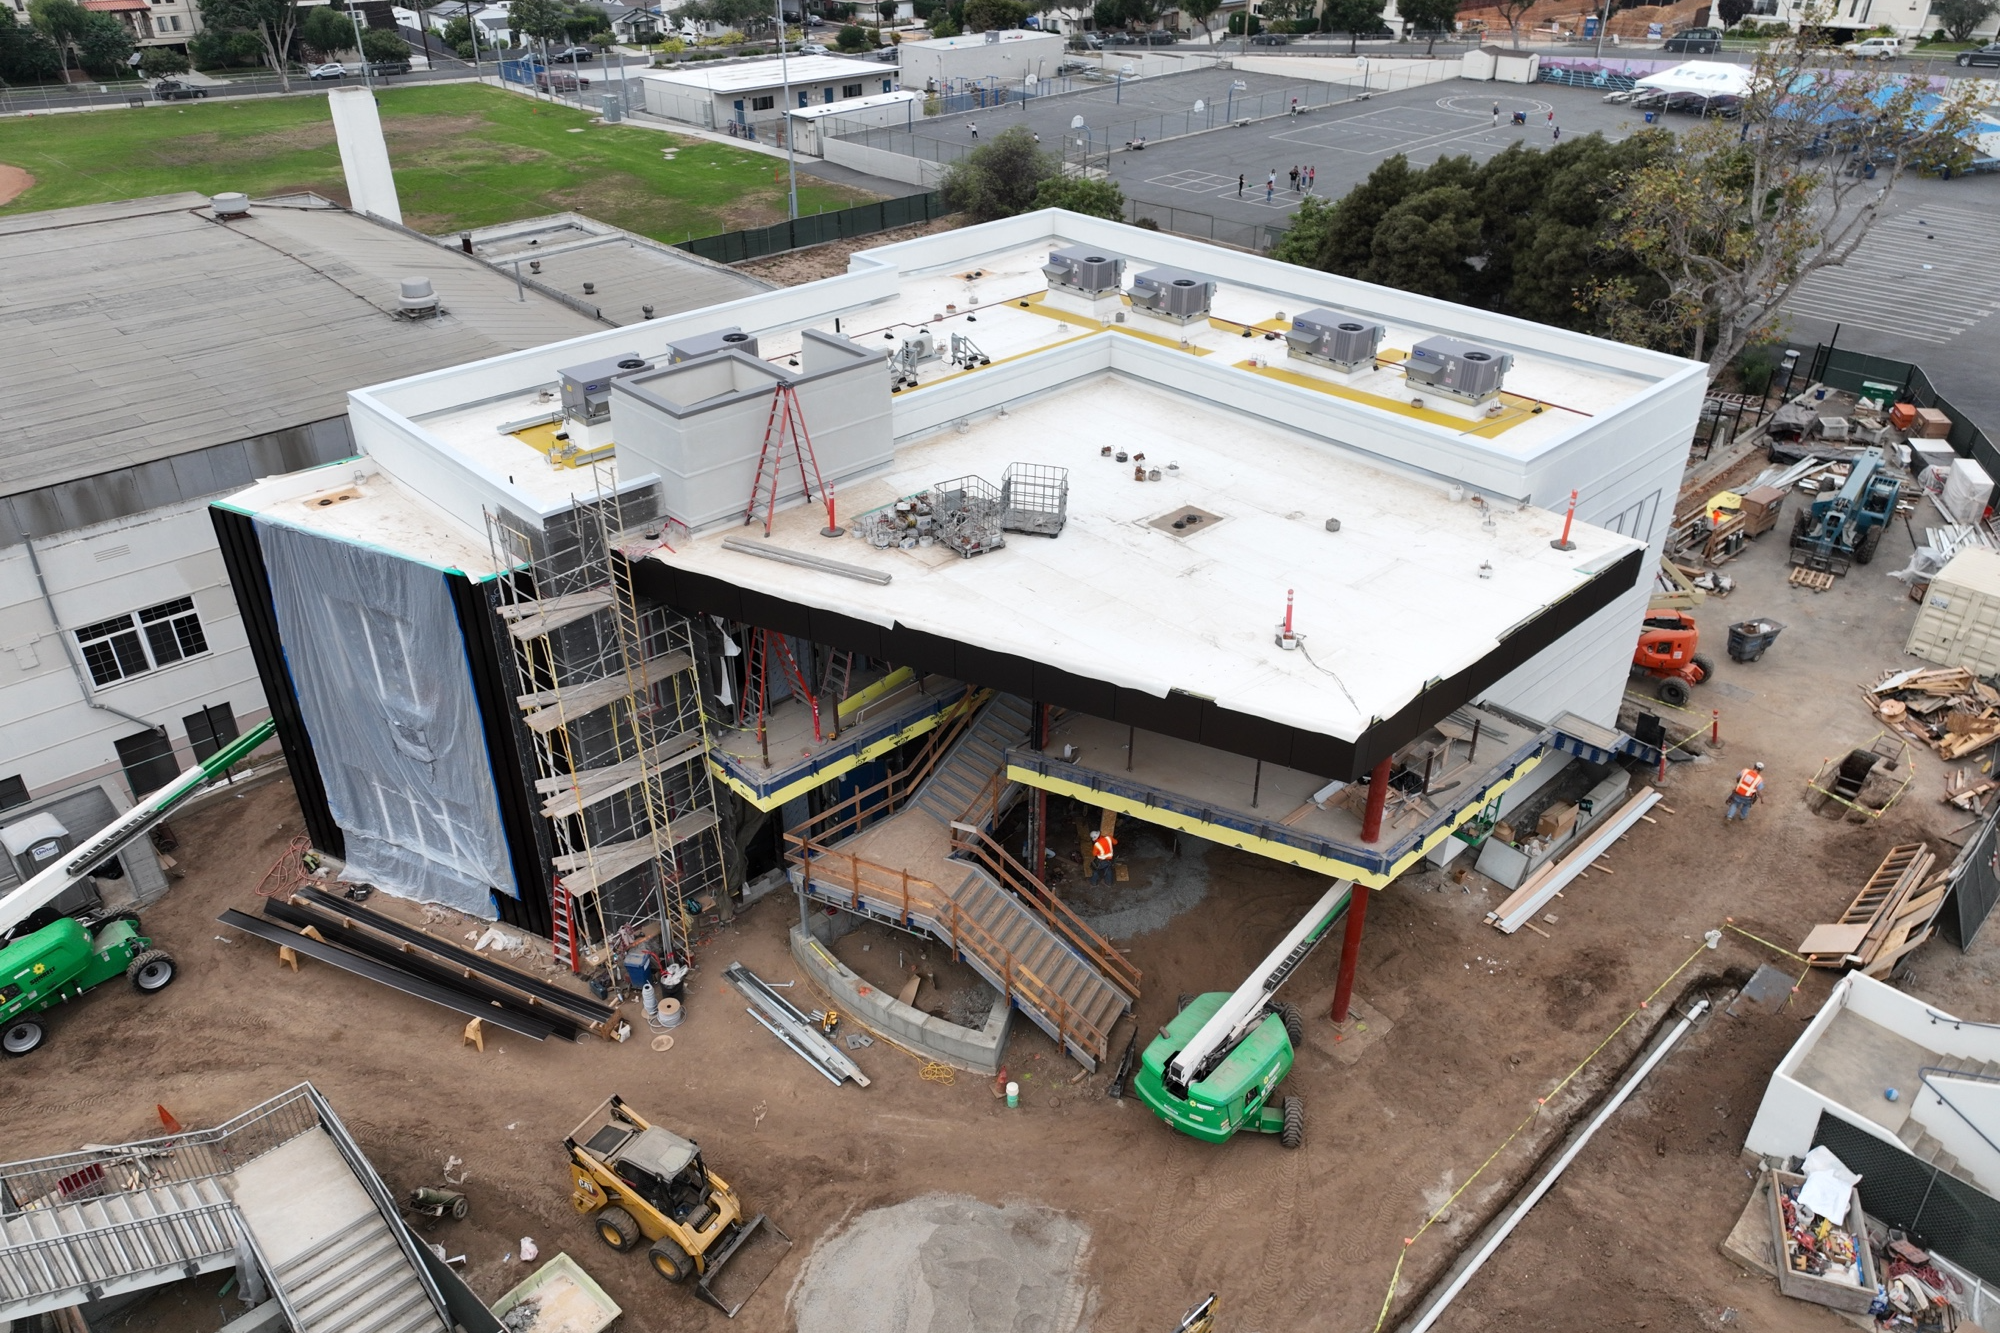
1777,1180 -> 1862,1286
1877,1237 -> 1967,1330
1798,843 -> 1949,978
1865,667 -> 2000,765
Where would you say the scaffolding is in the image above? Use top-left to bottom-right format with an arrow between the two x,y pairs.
487,478 -> 730,968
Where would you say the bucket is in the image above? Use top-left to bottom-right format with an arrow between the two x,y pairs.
1006,1081 -> 1019,1108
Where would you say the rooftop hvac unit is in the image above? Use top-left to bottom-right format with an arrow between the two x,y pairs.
1043,246 -> 1124,298
1285,309 -> 1383,372
1403,336 -> 1513,405
666,327 -> 758,363
559,352 -> 653,425
1130,267 -> 1214,323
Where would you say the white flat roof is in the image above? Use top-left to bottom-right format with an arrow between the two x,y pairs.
910,29 -> 1061,47
648,375 -> 1641,742
790,89 -> 920,118
640,54 -> 893,93
218,461 -> 504,578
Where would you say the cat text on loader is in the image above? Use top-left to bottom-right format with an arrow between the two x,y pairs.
565,1095 -> 792,1317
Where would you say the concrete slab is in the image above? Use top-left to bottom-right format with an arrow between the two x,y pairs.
1791,1007 -> 1940,1136
1300,991 -> 1392,1066
224,1130 -> 378,1270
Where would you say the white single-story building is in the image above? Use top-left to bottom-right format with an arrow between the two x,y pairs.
638,54 -> 898,129
788,88 -> 923,154
898,28 -> 1066,88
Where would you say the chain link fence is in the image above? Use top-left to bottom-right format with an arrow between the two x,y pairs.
1804,344 -> 1998,482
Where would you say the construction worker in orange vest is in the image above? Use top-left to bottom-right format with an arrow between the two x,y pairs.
1725,761 -> 1766,822
1090,830 -> 1117,884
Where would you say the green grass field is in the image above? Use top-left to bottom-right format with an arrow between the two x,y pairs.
0,84 -> 875,240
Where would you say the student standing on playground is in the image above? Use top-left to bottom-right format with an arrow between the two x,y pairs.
1288,166 -> 1299,192
1492,100 -> 1500,125
1237,173 -> 1245,197
969,121 -> 978,139
1307,165 -> 1315,190
1265,171 -> 1276,202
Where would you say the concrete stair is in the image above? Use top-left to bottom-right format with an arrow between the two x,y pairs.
272,1211 -> 447,1333
1896,1117 -> 1964,1180
0,1178 -> 239,1318
910,694 -> 1033,827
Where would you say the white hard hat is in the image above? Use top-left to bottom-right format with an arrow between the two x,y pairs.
1754,761 -> 1766,771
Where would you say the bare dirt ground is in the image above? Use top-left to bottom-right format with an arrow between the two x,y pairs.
15,485 -> 1997,1333
0,164 -> 33,206
733,215 -> 966,286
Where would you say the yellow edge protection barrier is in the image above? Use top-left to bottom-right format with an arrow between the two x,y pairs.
511,419 -> 614,470
1237,360 -> 1539,438
1369,922 -> 1812,1331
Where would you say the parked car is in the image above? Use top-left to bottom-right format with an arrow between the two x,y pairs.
1078,31 -> 1103,47
1056,58 -> 1091,72
797,40 -> 829,53
1847,35 -> 1904,58
1661,26 -> 1721,51
1957,41 -> 2000,65
367,59 -> 412,75
537,69 -> 590,90
1249,30 -> 1291,43
152,78 -> 208,100
308,61 -> 346,79
550,45 -> 595,61
1143,29 -> 1177,43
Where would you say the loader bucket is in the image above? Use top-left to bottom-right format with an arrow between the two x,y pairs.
695,1213 -> 793,1318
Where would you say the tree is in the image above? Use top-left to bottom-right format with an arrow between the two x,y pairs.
1323,0 -> 1382,49
28,0 -> 86,71
964,0 -> 1026,28
301,4 -> 353,56
441,13 -> 472,44
0,5 -> 64,80
360,26 -> 409,59
1035,173 -> 1125,217
1934,0 -> 1998,40
1396,0 -> 1456,51
199,0 -> 306,88
940,125 -> 1057,219
74,9 -> 131,75
564,5 -> 611,41
1361,185 -> 1483,299
1602,19 -> 1983,375
835,19 -> 869,45
138,44 -> 190,74
1271,193 -> 1338,265
1310,152 -> 1417,274
507,0 -> 567,42
1715,0 -> 1749,26
1181,0 -> 1220,39
1490,0 -> 1534,47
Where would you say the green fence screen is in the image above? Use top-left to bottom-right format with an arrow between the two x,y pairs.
1804,344 -> 1998,482
677,193 -> 947,264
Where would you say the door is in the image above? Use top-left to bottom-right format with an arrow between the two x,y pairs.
114,728 -> 180,801
733,97 -> 745,124
184,703 -> 240,763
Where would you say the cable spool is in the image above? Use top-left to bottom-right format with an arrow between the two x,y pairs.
656,996 -> 684,1029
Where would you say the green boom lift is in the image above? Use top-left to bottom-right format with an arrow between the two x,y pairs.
1,720 -> 274,1056
1134,880 -> 1353,1147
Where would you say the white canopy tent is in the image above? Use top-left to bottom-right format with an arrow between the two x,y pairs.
1634,60 -> 1754,100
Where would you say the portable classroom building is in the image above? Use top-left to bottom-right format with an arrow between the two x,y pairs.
898,29 -> 1066,89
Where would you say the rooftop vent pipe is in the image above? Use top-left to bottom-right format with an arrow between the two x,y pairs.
211,192 -> 250,220
397,277 -> 440,318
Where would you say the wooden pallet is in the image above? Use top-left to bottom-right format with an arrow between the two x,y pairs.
1789,566 -> 1836,592
1799,843 -> 1935,968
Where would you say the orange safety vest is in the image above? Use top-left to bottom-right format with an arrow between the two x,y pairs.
1092,834 -> 1116,861
1734,769 -> 1764,798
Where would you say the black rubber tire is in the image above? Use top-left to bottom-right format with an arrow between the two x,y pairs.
595,1205 -> 640,1253
450,1194 -> 469,1221
1273,1001 -> 1305,1049
3,1016 -> 46,1057
650,1236 -> 695,1284
127,949 -> 175,993
1855,524 -> 1883,566
1176,993 -> 1193,1013
1658,677 -> 1691,707
1691,654 -> 1715,684
1280,1096 -> 1304,1150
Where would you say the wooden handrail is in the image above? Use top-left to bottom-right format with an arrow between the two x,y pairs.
950,824 -> 1142,995
784,684 -> 985,848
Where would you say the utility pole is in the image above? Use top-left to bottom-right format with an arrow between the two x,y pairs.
1593,0 -> 1613,57
349,3 -> 374,89
775,0 -> 800,219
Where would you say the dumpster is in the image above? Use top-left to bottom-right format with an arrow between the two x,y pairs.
1727,619 -> 1785,663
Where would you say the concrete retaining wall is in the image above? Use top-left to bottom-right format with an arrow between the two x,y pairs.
790,919 -> 1010,1074
821,136 -> 948,188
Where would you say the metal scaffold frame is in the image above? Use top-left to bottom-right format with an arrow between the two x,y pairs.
485,473 -> 730,966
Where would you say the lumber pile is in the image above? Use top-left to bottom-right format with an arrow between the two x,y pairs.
1797,843 -> 1950,977
1865,667 -> 2000,758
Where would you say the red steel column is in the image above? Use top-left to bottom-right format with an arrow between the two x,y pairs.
1330,883 -> 1370,1024
1359,756 -> 1392,844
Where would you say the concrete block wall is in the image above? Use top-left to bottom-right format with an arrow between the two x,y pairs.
791,918 -> 1010,1075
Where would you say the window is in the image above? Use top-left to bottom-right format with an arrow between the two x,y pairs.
751,94 -> 774,110
184,704 -> 240,763
0,775 -> 28,812
75,596 -> 208,686
114,729 -> 180,800
841,82 -> 861,97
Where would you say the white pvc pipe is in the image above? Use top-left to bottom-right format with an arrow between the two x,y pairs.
1403,999 -> 1710,1333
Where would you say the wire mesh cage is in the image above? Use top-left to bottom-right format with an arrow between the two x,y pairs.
932,475 -> 1007,559
1001,462 -> 1069,537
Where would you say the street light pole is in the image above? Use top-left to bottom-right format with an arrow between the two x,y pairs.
349,5 -> 374,89
775,0 -> 799,219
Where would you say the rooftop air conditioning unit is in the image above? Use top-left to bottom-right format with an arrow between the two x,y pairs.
1043,246 -> 1124,297
1130,267 -> 1214,323
559,352 -> 653,425
1285,309 -> 1384,372
1403,335 -> 1513,405
667,327 -> 759,363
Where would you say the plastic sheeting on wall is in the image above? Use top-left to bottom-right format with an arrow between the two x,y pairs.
256,518 -> 515,916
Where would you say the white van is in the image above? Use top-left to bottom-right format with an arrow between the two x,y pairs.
1848,36 -> 1905,59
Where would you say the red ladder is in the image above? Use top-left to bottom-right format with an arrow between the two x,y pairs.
743,627 -> 822,765
743,382 -> 840,537
550,882 -> 579,974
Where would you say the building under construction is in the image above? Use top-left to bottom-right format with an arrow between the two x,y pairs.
214,211 -> 1703,1071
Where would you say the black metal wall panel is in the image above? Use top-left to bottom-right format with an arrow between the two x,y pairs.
1813,1112 -> 2000,1284
1944,810 -> 1999,949
447,573 -> 553,936
631,546 -> 1641,782
207,505 -> 344,856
